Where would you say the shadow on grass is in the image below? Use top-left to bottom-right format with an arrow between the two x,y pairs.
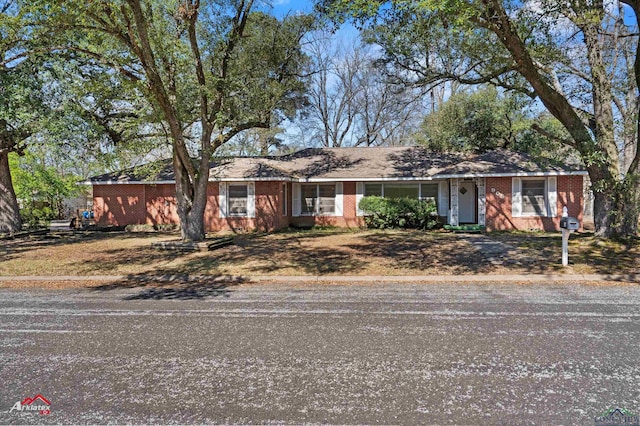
0,231 -> 166,264
487,232 -> 640,274
344,231 -> 495,274
227,233 -> 366,275
74,243 -> 190,275
90,271 -> 247,300
229,229 -> 498,275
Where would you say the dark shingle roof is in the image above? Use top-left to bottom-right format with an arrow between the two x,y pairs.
89,147 -> 586,184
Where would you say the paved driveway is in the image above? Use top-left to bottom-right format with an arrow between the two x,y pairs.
1,282 -> 639,424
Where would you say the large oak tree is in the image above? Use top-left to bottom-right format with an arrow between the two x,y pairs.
321,0 -> 640,237
28,0 -> 311,241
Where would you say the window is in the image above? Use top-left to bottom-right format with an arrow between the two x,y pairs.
357,181 -> 444,217
301,184 -> 317,215
363,182 -> 438,201
318,185 -> 335,214
364,183 -> 382,197
228,185 -> 248,216
522,179 -> 546,215
301,184 -> 336,215
421,183 -> 439,203
384,183 -> 419,199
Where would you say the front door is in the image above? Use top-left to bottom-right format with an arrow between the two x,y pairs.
458,181 -> 476,223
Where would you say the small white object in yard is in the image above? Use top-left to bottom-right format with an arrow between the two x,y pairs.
561,206 -> 572,267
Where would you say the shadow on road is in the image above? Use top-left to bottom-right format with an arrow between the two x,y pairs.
90,273 -> 247,300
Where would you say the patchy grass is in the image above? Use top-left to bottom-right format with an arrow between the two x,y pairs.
0,231 -> 179,276
0,229 -> 637,284
488,231 -> 639,274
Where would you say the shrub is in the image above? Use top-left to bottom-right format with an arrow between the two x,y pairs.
125,224 -> 156,233
358,196 -> 441,230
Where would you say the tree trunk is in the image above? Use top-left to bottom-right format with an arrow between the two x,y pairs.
592,189 -> 616,237
182,208 -> 206,241
0,151 -> 22,233
620,149 -> 640,236
172,146 -> 211,242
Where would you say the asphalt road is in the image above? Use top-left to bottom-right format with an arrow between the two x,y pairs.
1,282 -> 639,425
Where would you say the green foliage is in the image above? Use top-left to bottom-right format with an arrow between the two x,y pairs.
418,87 -> 515,152
321,0 -> 640,237
416,87 -> 577,163
9,152 -> 81,228
358,196 -> 440,230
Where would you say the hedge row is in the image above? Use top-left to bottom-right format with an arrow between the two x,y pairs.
358,196 -> 441,230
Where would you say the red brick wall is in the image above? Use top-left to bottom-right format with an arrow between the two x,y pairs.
203,181 -> 288,233
485,176 -> 584,232
145,184 -> 179,226
93,184 -> 146,226
94,177 -> 583,233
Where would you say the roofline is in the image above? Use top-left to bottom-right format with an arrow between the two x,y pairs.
300,171 -> 588,182
85,177 -> 295,185
86,170 -> 587,185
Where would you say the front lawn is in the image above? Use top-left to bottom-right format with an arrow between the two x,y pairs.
489,231 -> 639,275
0,229 -> 637,284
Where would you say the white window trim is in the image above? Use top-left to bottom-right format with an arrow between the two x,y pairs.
298,183 -> 339,217
356,182 -> 364,216
514,177 -> 555,218
219,182 -> 255,218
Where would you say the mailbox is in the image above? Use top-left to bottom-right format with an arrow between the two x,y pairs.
560,216 -> 579,230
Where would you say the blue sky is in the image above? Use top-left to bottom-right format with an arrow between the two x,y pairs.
270,0 -> 314,15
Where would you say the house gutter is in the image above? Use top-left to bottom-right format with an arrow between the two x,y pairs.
84,170 -> 588,185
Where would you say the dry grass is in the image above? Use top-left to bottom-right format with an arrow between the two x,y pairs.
0,229 -> 638,283
489,231 -> 640,275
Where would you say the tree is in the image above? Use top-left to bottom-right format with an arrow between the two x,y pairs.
216,127 -> 287,156
9,150 -> 81,226
29,0 -> 312,241
0,0 -> 49,233
417,86 -> 576,163
353,56 -> 427,146
302,33 -> 425,147
305,33 -> 362,147
320,0 -> 640,237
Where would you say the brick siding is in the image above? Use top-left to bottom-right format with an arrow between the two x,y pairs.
94,176 -> 584,233
485,175 -> 584,232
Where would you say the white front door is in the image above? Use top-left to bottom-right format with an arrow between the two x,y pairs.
458,181 -> 476,223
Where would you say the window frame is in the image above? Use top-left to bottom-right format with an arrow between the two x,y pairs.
227,184 -> 249,217
300,183 -> 337,216
520,178 -> 548,217
363,182 -> 439,207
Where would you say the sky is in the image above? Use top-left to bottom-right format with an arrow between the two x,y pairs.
270,0 -> 315,16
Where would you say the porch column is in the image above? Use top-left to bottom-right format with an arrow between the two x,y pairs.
477,177 -> 486,226
450,178 -> 459,226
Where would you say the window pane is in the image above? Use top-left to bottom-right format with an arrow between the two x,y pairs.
364,183 -> 382,197
421,183 -> 439,208
522,180 -> 546,215
229,185 -> 248,198
318,185 -> 335,214
301,185 -> 316,215
384,184 -> 419,199
228,185 -> 248,216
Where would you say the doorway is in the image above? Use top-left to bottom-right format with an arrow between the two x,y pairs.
458,181 -> 476,224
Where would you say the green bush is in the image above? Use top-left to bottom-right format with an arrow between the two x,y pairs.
358,196 -> 441,230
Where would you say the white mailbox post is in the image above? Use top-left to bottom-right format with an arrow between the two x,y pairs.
559,206 -> 580,267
